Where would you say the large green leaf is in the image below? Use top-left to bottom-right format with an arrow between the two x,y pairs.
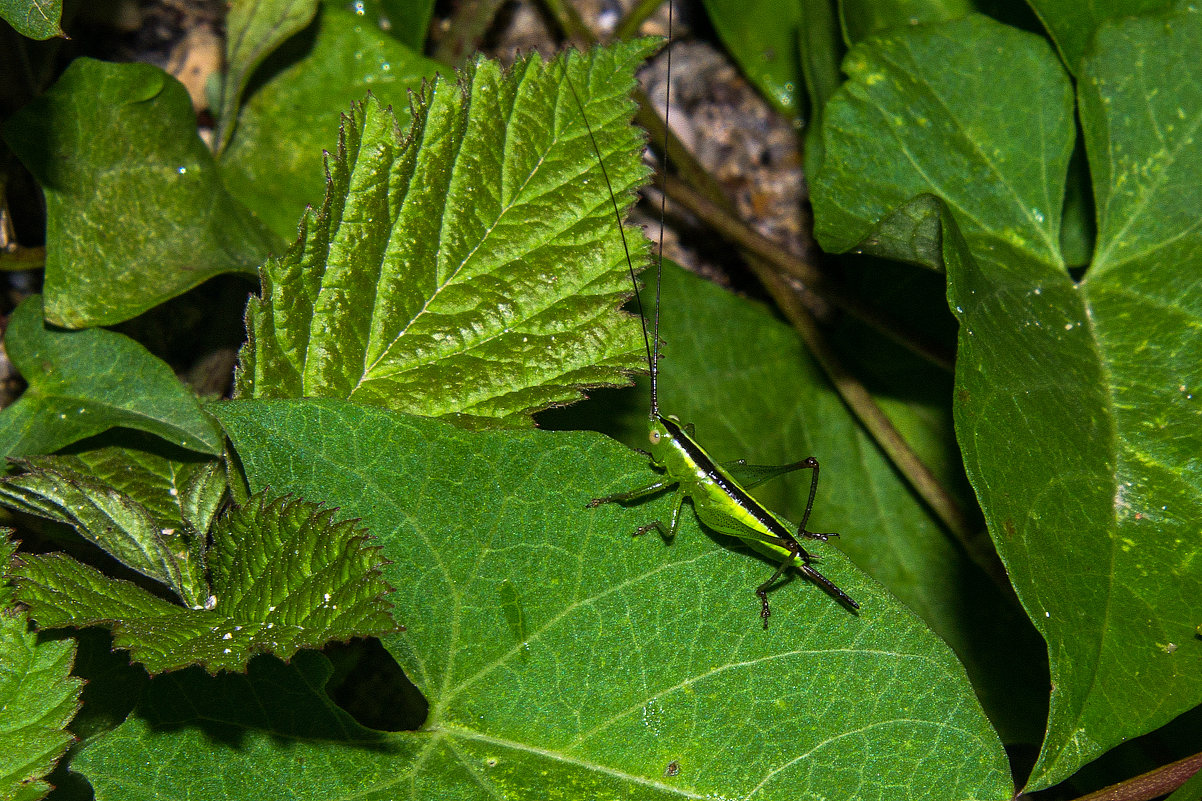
0,0 -> 63,39
0,295 -> 223,458
0,539 -> 83,801
810,11 -> 1202,790
235,42 -> 655,428
202,398 -> 1013,800
218,4 -> 443,240
0,59 -> 277,327
9,492 -> 396,674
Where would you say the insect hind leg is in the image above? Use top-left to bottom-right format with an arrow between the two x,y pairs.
756,540 -> 859,628
794,456 -> 840,542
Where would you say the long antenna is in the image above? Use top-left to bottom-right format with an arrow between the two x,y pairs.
563,5 -> 673,419
651,0 -> 673,419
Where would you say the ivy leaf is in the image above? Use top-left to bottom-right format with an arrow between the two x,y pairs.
810,12 -> 1202,790
9,492 -> 396,674
205,398 -> 1013,800
0,295 -> 223,458
0,59 -> 278,327
235,41 -> 656,428
0,538 -> 83,801
0,0 -> 63,39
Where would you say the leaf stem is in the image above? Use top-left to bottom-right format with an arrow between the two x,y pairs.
1064,751 -> 1202,801
660,172 -> 954,371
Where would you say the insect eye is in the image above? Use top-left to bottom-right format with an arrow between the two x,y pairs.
649,429 -> 661,445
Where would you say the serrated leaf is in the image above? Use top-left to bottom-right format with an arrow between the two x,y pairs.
0,296 -> 223,459
810,11 -> 1202,789
211,398 -> 1013,800
10,492 -> 395,674
0,461 -> 199,605
218,4 -> 443,240
0,59 -> 278,328
0,0 -> 63,39
235,41 -> 656,428
213,0 -> 320,153
0,539 -> 83,801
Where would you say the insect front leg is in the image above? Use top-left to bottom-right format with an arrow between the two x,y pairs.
587,479 -> 685,540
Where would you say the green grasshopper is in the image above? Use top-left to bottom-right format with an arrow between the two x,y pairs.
569,17 -> 859,629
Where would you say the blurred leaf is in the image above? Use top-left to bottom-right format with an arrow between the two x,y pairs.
798,0 -> 842,146
209,397 -> 1013,800
235,42 -> 654,428
700,0 -> 804,114
219,4 -> 443,240
10,492 -> 396,674
1025,0 -> 1172,73
378,0 -> 435,50
0,0 -> 63,39
810,11 -> 1202,790
0,296 -> 223,458
0,59 -> 277,327
839,0 -> 973,44
214,0 -> 320,152
0,539 -> 83,801
348,0 -> 435,51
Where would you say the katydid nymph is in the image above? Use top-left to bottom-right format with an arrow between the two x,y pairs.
568,13 -> 859,629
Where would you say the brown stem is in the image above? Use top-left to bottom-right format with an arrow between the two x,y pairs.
614,0 -> 666,40
661,172 -> 954,371
1066,752 -> 1202,801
